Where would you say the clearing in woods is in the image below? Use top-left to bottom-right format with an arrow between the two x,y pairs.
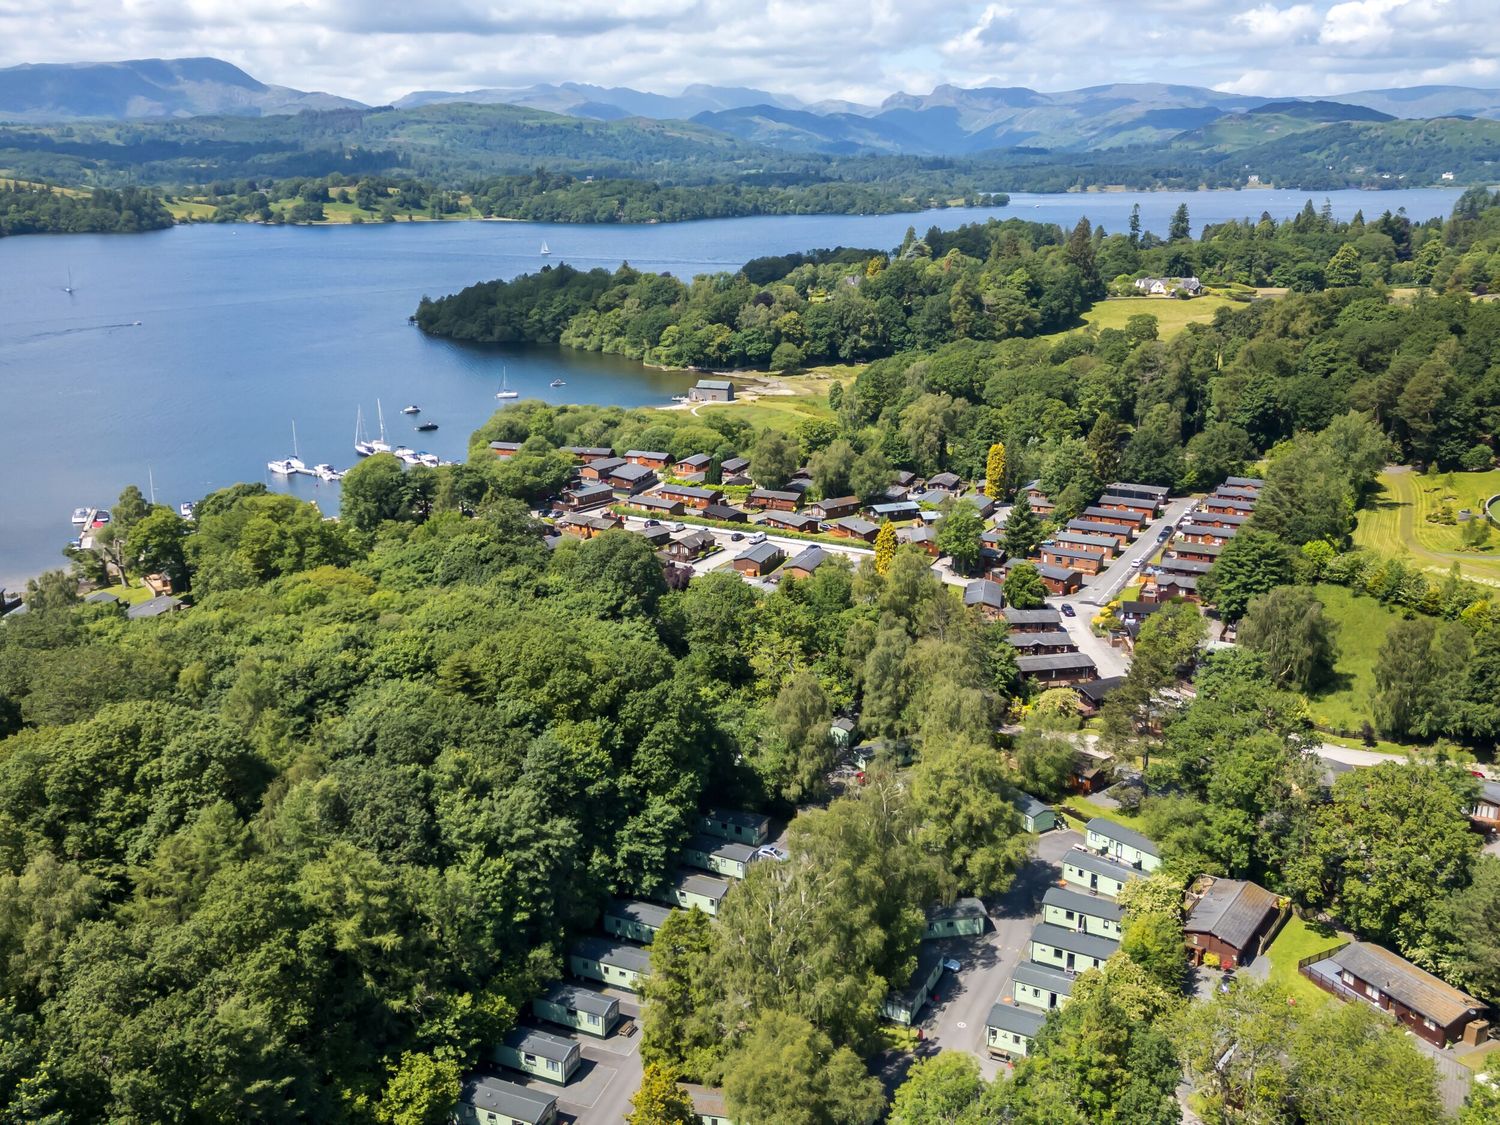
1352,467 -> 1500,586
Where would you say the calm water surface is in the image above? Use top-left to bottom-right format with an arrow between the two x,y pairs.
0,187 -> 1465,587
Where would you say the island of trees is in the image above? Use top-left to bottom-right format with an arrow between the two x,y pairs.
0,181 -> 172,237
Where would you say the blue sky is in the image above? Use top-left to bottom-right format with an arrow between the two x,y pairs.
2,0 -> 1496,105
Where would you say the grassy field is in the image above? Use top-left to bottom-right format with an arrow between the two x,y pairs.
1264,915 -> 1340,1008
94,583 -> 157,605
1353,468 -> 1500,586
677,365 -> 852,430
1056,795 -> 1147,833
1304,583 -> 1401,736
1075,295 -> 1240,339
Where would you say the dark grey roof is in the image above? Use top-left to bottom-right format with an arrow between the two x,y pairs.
1180,523 -> 1237,539
488,441 -> 522,451
1204,497 -> 1255,511
1224,476 -> 1264,488
1042,544 -> 1107,562
695,379 -> 733,390
85,590 -> 120,603
735,542 -> 783,566
1213,487 -> 1260,500
611,463 -> 658,482
1106,482 -> 1170,498
673,529 -> 716,550
762,511 -> 820,528
928,472 -> 961,488
891,947 -> 945,1003
1068,519 -> 1128,536
1012,960 -> 1078,998
1054,532 -> 1118,551
565,445 -> 614,457
1083,506 -> 1145,523
541,981 -> 618,1018
785,546 -> 829,573
502,1025 -> 579,1063
1119,600 -> 1163,618
703,807 -> 770,830
1086,817 -> 1159,858
927,896 -> 986,922
1155,574 -> 1199,591
964,579 -> 1005,609
1098,495 -> 1157,510
567,482 -> 616,498
605,898 -> 673,928
1017,652 -> 1096,674
658,483 -> 719,500
703,503 -> 745,521
1172,541 -> 1223,556
588,457 -> 627,472
833,516 -> 879,535
899,525 -> 937,543
1006,631 -> 1075,650
1159,558 -> 1212,575
676,453 -> 711,468
1015,792 -> 1051,820
1200,511 -> 1250,525
668,869 -> 732,902
684,834 -> 759,864
1030,921 -> 1121,961
1063,847 -> 1144,883
988,1000 -> 1047,1037
813,494 -> 859,510
1003,607 -> 1063,627
720,456 -> 750,472
633,494 -> 681,510
571,936 -> 652,973
460,1076 -> 556,1124
1185,879 -> 1280,951
1329,942 -> 1484,1027
625,449 -> 670,461
126,595 -> 183,619
1076,675 -> 1126,704
1043,885 -> 1125,923
750,489 -> 801,502
1031,563 -> 1083,583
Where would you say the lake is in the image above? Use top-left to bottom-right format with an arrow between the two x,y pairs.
0,186 -> 1466,588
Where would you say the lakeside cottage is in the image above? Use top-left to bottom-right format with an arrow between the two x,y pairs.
731,542 -> 784,577
1183,876 -> 1283,970
624,449 -> 671,469
1016,651 -> 1097,687
1302,941 -> 1489,1048
689,379 -> 734,402
746,489 -> 802,512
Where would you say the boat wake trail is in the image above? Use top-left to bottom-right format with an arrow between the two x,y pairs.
19,321 -> 143,341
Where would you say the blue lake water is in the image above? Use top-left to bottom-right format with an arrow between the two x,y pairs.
0,186 -> 1465,587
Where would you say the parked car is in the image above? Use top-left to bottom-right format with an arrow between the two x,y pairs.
756,845 -> 788,861
670,522 -> 687,532
748,531 -> 767,544
1157,527 -> 1171,539
730,532 -> 744,542
645,519 -> 659,527
1130,558 -> 1143,569
1060,603 -> 1076,618
944,958 -> 962,973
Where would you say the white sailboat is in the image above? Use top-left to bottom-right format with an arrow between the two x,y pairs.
495,367 -> 519,399
63,267 -> 75,295
354,406 -> 377,457
269,421 -> 307,475
539,241 -> 551,256
371,400 -> 393,454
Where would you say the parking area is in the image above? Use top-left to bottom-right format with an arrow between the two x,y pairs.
913,827 -> 1084,1080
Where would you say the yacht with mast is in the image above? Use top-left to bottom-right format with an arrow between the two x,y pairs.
268,422 -> 307,476
495,368 -> 519,399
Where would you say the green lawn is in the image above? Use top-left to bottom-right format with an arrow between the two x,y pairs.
1353,468 -> 1500,586
94,583 -> 156,605
677,366 -> 847,430
1075,295 -> 1240,340
1264,915 -> 1340,1008
1057,795 -> 1147,833
1304,583 -> 1402,736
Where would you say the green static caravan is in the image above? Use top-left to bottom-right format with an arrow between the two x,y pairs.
1015,792 -> 1056,833
602,898 -> 673,944
1041,885 -> 1125,941
1062,847 -> 1144,899
698,806 -> 771,847
680,833 -> 761,880
453,1074 -> 558,1125
1028,921 -> 1119,974
568,936 -> 651,993
987,1000 -> 1046,1059
531,982 -> 620,1038
491,1026 -> 581,1085
684,1084 -> 735,1125
1011,959 -> 1077,1012
649,869 -> 732,916
882,947 -> 946,1025
1084,816 -> 1162,873
923,896 -> 987,939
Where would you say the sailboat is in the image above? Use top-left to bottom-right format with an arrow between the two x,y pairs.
539,241 -> 551,256
371,400 -> 393,454
63,267 -> 75,295
495,368 -> 519,399
354,406 -> 377,457
268,421 -> 307,476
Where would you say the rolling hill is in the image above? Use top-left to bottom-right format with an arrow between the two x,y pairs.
0,57 -> 363,120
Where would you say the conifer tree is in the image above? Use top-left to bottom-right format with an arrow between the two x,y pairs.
985,442 -> 1007,499
874,520 -> 896,576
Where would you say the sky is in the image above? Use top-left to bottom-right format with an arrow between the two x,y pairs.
1,0 -> 1497,106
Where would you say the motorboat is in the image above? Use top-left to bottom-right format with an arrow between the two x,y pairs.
268,457 -> 299,476
314,464 -> 343,482
550,378 -> 566,387
71,507 -> 92,525
415,420 -> 438,431
178,502 -> 195,519
418,452 -> 440,468
401,405 -> 421,415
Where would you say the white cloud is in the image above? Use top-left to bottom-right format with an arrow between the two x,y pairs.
0,0 -> 1496,106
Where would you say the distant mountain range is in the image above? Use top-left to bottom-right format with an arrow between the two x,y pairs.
2,57 -> 1498,160
0,57 -> 361,120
